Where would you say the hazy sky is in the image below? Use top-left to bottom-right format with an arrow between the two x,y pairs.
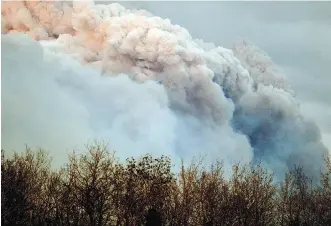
112,1 -> 331,151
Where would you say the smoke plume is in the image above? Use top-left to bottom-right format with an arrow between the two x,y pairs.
1,1 -> 328,179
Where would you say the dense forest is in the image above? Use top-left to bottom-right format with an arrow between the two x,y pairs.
2,142 -> 331,226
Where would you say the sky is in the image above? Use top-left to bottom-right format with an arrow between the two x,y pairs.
113,1 -> 331,152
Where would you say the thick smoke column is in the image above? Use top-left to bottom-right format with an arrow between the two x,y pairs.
1,1 -> 328,179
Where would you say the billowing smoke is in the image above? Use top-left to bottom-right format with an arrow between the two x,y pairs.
1,1 -> 328,179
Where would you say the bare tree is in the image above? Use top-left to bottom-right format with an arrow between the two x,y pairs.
2,144 -> 331,226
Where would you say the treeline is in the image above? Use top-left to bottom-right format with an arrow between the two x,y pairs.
1,142 -> 331,226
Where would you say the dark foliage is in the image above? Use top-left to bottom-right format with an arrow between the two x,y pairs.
145,208 -> 162,226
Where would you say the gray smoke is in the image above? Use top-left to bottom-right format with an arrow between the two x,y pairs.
1,1 -> 328,179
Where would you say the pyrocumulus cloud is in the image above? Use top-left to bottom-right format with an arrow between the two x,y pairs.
1,1 -> 328,179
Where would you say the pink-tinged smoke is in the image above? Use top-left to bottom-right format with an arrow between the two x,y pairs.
1,1 -> 328,179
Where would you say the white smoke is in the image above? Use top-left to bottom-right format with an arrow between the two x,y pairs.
1,1 -> 328,179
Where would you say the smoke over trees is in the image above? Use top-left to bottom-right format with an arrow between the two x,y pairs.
1,1 -> 328,182
1,2 -> 330,225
